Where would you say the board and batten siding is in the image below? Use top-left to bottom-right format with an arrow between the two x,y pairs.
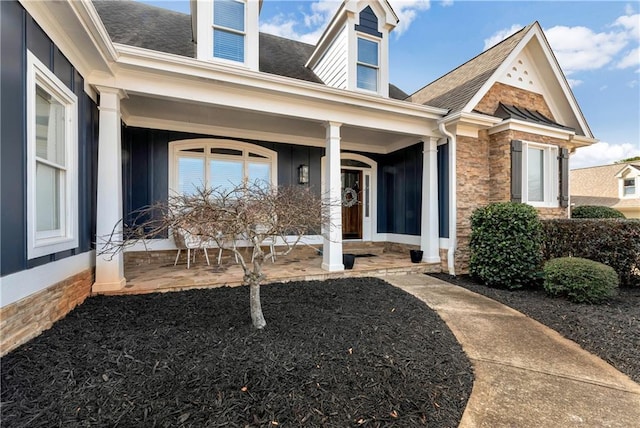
0,0 -> 98,278
312,26 -> 348,89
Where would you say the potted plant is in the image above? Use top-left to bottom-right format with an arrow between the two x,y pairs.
410,249 -> 423,263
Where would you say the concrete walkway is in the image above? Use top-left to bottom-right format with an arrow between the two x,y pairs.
385,274 -> 640,428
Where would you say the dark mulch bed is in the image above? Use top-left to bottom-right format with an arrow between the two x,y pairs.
430,273 -> 640,383
1,278 -> 472,427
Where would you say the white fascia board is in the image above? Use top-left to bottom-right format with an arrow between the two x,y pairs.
20,0 -> 116,80
488,118 -> 576,140
305,3 -> 348,69
462,24 -> 593,139
109,44 -> 447,119
572,135 -> 598,148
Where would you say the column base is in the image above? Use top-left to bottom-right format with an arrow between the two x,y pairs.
423,256 -> 441,263
92,278 -> 126,293
321,262 -> 345,272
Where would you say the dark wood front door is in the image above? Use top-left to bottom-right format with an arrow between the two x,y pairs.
341,169 -> 362,239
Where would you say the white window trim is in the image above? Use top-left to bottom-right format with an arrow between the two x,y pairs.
168,139 -> 278,196
620,176 -> 638,199
196,0 -> 260,69
212,0 -> 246,64
26,50 -> 79,259
521,141 -> 559,208
355,33 -> 380,94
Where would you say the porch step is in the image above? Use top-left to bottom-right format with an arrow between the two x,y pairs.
342,242 -> 385,256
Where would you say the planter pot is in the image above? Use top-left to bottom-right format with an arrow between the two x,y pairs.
410,250 -> 423,263
343,254 -> 356,270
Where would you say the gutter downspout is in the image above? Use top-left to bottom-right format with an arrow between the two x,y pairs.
438,121 -> 456,275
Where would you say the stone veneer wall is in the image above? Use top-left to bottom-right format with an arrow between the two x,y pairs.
0,268 -> 94,356
475,82 -> 556,120
453,123 -> 571,275
455,135 -> 490,273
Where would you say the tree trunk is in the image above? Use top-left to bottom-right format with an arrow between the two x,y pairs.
247,251 -> 266,329
249,279 -> 266,329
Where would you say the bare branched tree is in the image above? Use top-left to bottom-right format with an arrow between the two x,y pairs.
101,181 -> 334,329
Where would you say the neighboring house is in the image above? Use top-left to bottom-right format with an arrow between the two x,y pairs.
0,0 -> 596,353
571,163 -> 640,218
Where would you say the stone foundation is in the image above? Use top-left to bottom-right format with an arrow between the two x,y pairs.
0,268 -> 94,356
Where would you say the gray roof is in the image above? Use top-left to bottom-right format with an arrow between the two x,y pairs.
409,23 -> 533,112
92,0 -> 408,97
93,0 -> 195,57
493,102 -> 574,131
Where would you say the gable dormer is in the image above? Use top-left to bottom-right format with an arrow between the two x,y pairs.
306,1 -> 398,97
193,0 -> 260,70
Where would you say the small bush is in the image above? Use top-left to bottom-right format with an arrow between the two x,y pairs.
542,219 -> 640,287
572,205 -> 625,219
543,257 -> 619,303
470,202 -> 542,289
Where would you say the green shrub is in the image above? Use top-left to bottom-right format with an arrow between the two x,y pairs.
470,202 -> 543,289
543,257 -> 619,303
572,205 -> 625,219
542,219 -> 640,287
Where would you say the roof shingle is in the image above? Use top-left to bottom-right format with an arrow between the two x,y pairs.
408,23 -> 532,112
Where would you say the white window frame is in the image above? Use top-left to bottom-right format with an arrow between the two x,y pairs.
620,176 -> 637,198
26,50 -> 78,259
169,139 -> 277,196
521,141 -> 559,208
211,0 -> 247,64
356,34 -> 380,93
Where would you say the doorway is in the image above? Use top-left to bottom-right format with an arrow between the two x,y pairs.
341,169 -> 362,239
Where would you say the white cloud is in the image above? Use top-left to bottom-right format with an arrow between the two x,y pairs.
567,78 -> 583,88
441,0 -> 454,6
628,79 -> 638,88
599,84 -> 608,91
571,142 -> 640,169
483,24 -> 523,51
391,0 -> 431,36
617,46 -> 640,69
483,13 -> 639,76
545,25 -> 628,74
625,3 -> 635,16
259,0 -> 431,44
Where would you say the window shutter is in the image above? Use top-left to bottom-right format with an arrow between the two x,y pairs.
510,140 -> 522,202
559,147 -> 569,207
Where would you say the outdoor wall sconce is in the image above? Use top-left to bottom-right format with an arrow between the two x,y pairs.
298,164 -> 309,184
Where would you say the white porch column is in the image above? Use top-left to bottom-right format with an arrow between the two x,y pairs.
420,137 -> 441,263
322,121 -> 344,271
93,87 -> 127,292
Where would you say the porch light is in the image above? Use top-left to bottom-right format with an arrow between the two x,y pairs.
298,164 -> 309,185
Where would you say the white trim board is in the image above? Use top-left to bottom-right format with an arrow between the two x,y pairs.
0,252 -> 95,308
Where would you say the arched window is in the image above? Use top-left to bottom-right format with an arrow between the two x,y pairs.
169,139 -> 277,195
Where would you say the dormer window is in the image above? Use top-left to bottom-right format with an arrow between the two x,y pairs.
623,178 -> 636,196
357,37 -> 379,92
213,0 -> 245,63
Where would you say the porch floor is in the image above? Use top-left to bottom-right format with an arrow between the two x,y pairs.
104,244 -> 441,296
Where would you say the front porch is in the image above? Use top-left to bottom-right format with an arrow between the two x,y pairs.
102,243 -> 440,296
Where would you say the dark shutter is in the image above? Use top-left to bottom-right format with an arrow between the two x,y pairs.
510,140 -> 523,202
558,148 -> 569,207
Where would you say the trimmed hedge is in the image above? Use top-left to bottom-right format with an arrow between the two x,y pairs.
543,257 -> 618,304
572,205 -> 625,219
470,202 -> 543,289
541,219 -> 640,287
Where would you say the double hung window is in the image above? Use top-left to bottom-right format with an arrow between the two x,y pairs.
26,51 -> 78,259
213,0 -> 245,63
623,178 -> 636,197
356,37 -> 379,92
522,142 -> 558,207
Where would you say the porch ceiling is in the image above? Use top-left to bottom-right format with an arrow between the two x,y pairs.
122,94 -> 421,153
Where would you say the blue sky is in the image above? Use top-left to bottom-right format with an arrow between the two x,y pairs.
138,1 -> 639,168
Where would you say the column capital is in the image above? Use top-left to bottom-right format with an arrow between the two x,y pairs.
323,121 -> 343,130
94,86 -> 128,100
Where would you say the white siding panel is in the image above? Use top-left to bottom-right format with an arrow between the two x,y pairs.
313,26 -> 348,90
